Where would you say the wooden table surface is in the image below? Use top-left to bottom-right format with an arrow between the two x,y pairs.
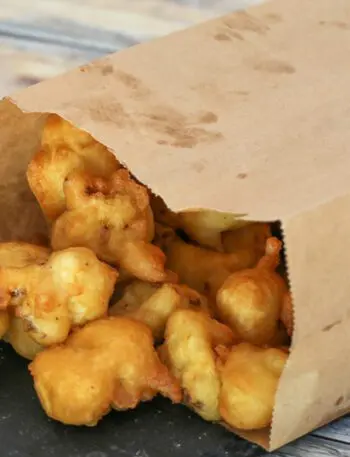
1,1 -> 350,456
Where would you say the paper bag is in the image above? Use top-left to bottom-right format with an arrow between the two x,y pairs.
1,0 -> 350,450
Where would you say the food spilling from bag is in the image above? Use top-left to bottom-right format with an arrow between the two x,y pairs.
2,0 -> 350,450
0,115 -> 293,431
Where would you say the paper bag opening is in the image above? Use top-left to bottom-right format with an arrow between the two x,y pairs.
2,100 -> 350,452
0,101 -> 280,451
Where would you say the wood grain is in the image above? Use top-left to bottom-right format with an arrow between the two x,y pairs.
0,0 -> 261,95
273,436 -> 350,457
2,0 -> 350,455
313,417 -> 350,445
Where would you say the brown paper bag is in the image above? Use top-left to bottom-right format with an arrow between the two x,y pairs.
1,0 -> 350,450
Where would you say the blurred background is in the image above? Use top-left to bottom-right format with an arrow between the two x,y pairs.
1,0 -> 260,96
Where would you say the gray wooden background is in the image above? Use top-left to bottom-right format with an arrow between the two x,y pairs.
1,0 -> 350,455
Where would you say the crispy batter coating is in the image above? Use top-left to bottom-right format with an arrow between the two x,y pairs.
151,196 -> 250,251
162,309 -> 237,421
27,114 -> 119,221
0,242 -> 50,269
216,238 -> 287,345
178,211 -> 249,251
110,280 -> 210,341
155,225 -> 255,299
218,343 -> 287,430
30,317 -> 181,425
0,242 -> 51,350
280,291 -> 293,337
222,223 -> 271,266
5,315 -> 43,360
51,170 -> 171,283
0,247 -> 117,346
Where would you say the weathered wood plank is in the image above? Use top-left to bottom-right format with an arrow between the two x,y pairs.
0,20 -> 138,52
1,0 -> 216,39
0,44 -> 88,96
313,416 -> 350,444
0,0 -> 254,53
1,0 -> 258,24
272,436 -> 350,457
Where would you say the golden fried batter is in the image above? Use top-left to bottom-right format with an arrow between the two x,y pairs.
27,114 -> 119,221
0,247 -> 117,346
218,343 -> 287,430
222,223 -> 271,266
0,242 -> 50,269
162,309 -> 237,421
151,196 -> 250,252
5,315 -> 43,360
280,291 -> 293,337
30,317 -> 181,425
51,170 -> 171,283
178,211 -> 248,251
216,237 -> 287,345
110,281 -> 209,341
155,225 -> 255,299
0,242 -> 51,349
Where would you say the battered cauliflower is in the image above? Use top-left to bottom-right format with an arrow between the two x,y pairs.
110,280 -> 210,341
30,317 -> 182,426
151,195 -> 251,251
216,237 -> 287,345
177,211 -> 248,251
27,114 -> 119,221
222,223 -> 271,266
0,247 -> 117,346
218,343 -> 287,430
0,242 -> 50,268
161,309 -> 237,421
5,316 -> 43,360
51,170 -> 172,283
0,242 -> 51,355
155,225 -> 255,300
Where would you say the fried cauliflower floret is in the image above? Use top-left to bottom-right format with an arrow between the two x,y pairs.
5,315 -> 43,360
0,242 -> 51,350
177,211 -> 249,251
216,237 -> 287,345
155,225 -> 255,299
0,242 -> 50,269
0,247 -> 117,346
30,317 -> 181,426
218,343 -> 287,430
222,223 -> 272,266
51,170 -> 172,283
110,280 -> 210,341
280,291 -> 293,337
151,196 -> 251,252
27,114 -> 119,221
162,309 -> 237,421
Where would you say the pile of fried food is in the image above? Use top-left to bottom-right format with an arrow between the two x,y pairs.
0,114 -> 293,431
